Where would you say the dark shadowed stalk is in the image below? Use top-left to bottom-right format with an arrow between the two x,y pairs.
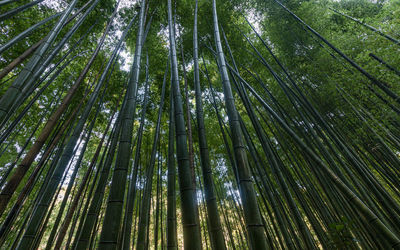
120,14 -> 154,250
74,97 -> 126,249
0,0 -> 45,22
0,2 -> 116,215
193,0 -> 226,248
98,0 -> 147,248
0,0 -> 93,82
228,63 -> 400,247
167,0 -> 201,248
210,0 -> 268,248
0,12 -> 62,54
166,89 -> 178,250
15,11 -> 132,248
0,0 -> 80,124
136,57 -> 167,250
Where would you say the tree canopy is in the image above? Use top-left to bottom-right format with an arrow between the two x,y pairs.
0,0 -> 399,249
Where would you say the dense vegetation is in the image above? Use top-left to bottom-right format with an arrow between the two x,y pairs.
0,0 -> 399,249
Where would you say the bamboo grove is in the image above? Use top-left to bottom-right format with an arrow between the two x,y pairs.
0,0 -> 400,249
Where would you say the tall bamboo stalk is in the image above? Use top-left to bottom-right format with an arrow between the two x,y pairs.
167,89 -> 178,250
98,1 -> 147,248
167,0 -> 201,248
193,1 -> 226,248
0,0 -> 114,216
136,57 -> 167,250
0,0 -> 79,124
210,0 -> 268,249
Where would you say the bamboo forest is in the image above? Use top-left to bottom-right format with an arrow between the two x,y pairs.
1,0 -> 400,249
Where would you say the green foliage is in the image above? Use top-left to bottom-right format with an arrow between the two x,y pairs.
1,0 -> 400,248
328,217 -> 357,249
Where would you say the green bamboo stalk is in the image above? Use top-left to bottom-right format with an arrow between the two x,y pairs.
136,57 -> 167,250
231,65 -> 400,247
167,0 -> 201,248
15,15 -> 131,249
166,89 -> 178,250
0,0 -> 45,22
98,1 -> 147,247
0,0 -> 80,124
210,0 -> 268,248
193,1 -> 226,248
0,1 -> 111,216
0,12 -> 61,54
